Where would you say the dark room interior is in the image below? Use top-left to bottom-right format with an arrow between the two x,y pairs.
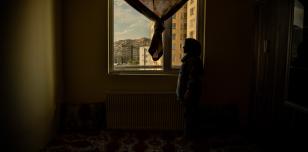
1,0 -> 307,151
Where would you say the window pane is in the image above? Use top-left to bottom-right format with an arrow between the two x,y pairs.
172,0 -> 198,68
113,0 -> 163,71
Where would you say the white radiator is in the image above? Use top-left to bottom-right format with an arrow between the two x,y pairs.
105,92 -> 185,130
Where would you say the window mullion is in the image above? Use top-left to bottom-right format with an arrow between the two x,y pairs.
196,0 -> 206,64
163,18 -> 172,72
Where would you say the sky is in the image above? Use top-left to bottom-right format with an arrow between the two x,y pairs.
114,0 -> 152,41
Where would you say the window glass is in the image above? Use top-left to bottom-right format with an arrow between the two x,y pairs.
111,0 -> 199,72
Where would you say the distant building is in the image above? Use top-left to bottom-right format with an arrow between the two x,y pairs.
172,4 -> 187,67
139,46 -> 162,66
187,0 -> 197,39
171,0 -> 197,67
114,38 -> 151,65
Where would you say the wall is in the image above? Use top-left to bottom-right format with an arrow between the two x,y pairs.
62,0 -> 179,103
62,0 -> 255,126
3,0 -> 57,151
203,0 -> 255,126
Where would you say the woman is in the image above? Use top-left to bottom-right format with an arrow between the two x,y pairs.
176,38 -> 204,139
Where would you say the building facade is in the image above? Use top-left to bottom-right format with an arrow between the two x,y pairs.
172,0 -> 198,67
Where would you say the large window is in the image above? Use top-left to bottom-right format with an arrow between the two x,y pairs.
109,0 -> 204,74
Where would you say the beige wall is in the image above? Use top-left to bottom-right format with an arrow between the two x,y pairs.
4,0 -> 57,151
62,0 -> 255,125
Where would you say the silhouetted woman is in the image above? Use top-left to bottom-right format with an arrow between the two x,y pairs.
176,38 -> 203,139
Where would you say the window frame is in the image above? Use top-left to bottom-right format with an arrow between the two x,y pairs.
108,0 -> 206,75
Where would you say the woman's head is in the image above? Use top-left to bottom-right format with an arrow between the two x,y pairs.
183,38 -> 201,56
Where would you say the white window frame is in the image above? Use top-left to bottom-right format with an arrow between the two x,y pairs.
108,0 -> 206,75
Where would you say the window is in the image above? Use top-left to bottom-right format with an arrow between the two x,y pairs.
190,19 -> 195,28
109,0 -> 204,74
190,31 -> 194,38
190,7 -> 194,16
172,23 -> 176,29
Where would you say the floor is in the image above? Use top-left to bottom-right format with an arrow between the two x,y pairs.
42,130 -> 260,152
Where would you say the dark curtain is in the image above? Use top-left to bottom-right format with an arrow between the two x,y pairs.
124,0 -> 188,61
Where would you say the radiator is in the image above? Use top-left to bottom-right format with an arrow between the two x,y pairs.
105,92 -> 185,130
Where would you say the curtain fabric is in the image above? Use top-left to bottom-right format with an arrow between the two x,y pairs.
124,0 -> 188,61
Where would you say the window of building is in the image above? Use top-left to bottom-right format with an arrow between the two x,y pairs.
109,0 -> 204,74
190,7 -> 194,16
172,23 -> 176,29
190,19 -> 195,27
190,31 -> 194,38
184,12 -> 187,18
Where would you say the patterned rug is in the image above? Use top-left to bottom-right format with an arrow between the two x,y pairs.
42,130 -> 259,152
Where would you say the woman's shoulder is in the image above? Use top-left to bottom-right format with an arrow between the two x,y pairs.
186,56 -> 202,64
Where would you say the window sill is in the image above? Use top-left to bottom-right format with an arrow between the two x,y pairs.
108,70 -> 179,76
